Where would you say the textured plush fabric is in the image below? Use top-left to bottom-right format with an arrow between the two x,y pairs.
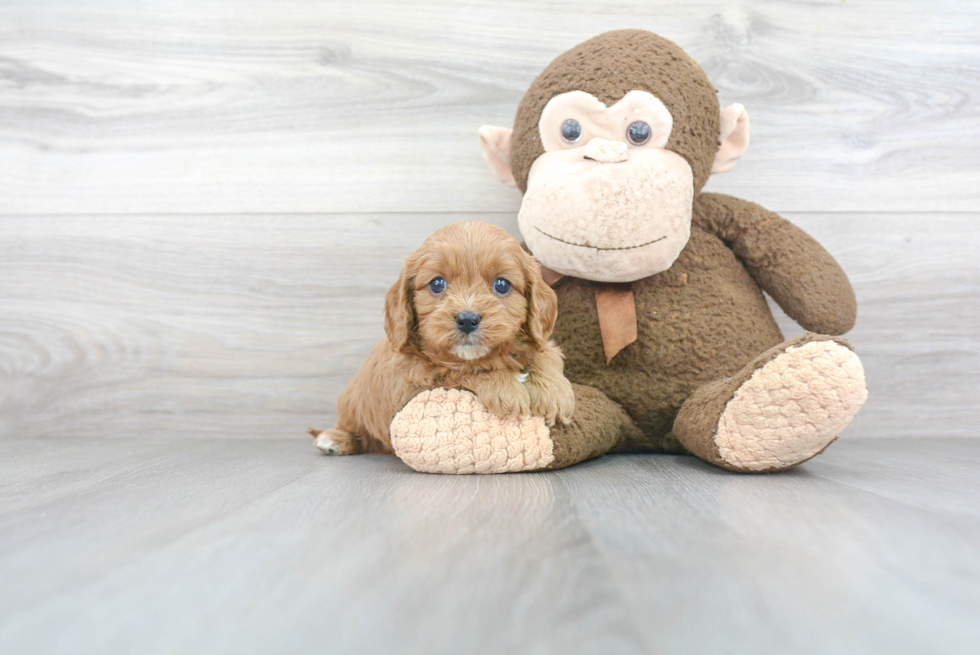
518,142 -> 694,283
511,30 -> 720,194
388,30 -> 865,474
546,192 -> 861,459
388,384 -> 637,473
390,388 -> 554,474
552,223 -> 787,452
715,339 -> 867,470
712,103 -> 750,173
673,334 -> 866,472
545,383 -> 643,469
694,193 -> 858,335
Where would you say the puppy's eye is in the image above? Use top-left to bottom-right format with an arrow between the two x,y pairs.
493,277 -> 511,295
428,277 -> 446,294
561,119 -> 582,144
627,121 -> 651,145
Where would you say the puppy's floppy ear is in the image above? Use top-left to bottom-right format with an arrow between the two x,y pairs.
523,251 -> 559,348
384,253 -> 418,354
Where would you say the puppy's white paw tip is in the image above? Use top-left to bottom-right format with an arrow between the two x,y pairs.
314,433 -> 343,455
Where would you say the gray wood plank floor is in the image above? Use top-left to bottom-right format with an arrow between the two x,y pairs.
2,4 -> 978,651
1,438 -> 977,655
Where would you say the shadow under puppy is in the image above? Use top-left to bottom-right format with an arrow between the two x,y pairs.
310,221 -> 575,455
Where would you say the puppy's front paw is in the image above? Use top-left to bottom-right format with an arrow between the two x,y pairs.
477,382 -> 532,420
308,428 -> 358,455
528,377 -> 576,426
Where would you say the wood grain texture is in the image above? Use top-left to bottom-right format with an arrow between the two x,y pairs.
1,1 -> 978,214
0,2 -> 977,442
1,212 -> 977,441
2,5 -> 977,653
0,438 -> 977,654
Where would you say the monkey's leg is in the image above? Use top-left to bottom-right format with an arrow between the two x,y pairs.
388,384 -> 639,474
673,333 -> 867,473
543,384 -> 643,470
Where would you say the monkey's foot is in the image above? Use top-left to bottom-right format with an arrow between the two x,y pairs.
676,334 -> 868,472
389,388 -> 554,474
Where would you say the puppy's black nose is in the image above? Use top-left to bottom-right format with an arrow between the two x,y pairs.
455,311 -> 481,334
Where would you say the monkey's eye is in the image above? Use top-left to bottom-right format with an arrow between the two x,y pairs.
627,121 -> 652,145
493,277 -> 512,295
560,119 -> 582,144
428,277 -> 447,294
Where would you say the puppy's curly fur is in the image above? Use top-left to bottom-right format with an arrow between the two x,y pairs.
310,221 -> 575,456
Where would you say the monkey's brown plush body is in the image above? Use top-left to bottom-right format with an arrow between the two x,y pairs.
542,193 -> 863,471
388,30 -> 867,474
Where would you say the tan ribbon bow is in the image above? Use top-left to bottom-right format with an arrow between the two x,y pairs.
539,265 -> 637,363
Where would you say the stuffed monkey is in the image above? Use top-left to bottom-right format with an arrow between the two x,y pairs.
389,30 -> 867,474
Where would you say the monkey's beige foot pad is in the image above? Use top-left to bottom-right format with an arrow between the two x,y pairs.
717,340 -> 868,471
389,388 -> 555,474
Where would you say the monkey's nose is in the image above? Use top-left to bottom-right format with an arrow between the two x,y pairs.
455,311 -> 481,334
582,138 -> 629,164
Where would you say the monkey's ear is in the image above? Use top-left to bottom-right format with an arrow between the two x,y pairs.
478,126 -> 517,188
712,103 -> 750,175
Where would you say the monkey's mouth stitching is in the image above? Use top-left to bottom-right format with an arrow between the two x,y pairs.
534,227 -> 666,251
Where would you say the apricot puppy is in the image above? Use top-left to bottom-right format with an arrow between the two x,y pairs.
310,221 -> 575,456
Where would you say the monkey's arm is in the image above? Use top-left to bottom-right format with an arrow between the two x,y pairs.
694,193 -> 857,335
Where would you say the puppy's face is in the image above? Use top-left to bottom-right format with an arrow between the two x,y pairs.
385,222 -> 557,364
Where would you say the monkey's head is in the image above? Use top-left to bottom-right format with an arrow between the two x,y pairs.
479,30 -> 750,283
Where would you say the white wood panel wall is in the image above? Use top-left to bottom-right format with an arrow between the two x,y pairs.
1,1 -> 978,440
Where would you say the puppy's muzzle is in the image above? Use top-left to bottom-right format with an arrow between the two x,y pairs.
455,311 -> 481,335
